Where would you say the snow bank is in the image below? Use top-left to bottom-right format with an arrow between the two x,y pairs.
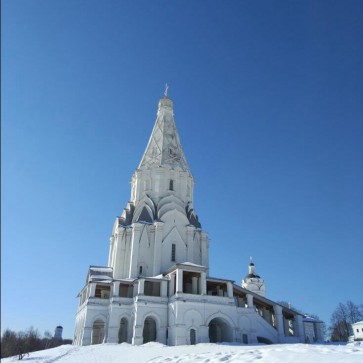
1,343 -> 362,363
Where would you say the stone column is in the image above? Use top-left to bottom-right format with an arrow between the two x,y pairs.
186,225 -> 195,262
161,280 -> 168,297
132,323 -> 144,345
295,315 -> 304,340
82,327 -> 92,345
284,318 -> 290,336
200,272 -> 207,295
201,232 -> 209,268
192,276 -> 198,294
169,273 -> 175,296
113,281 -> 121,297
227,282 -> 233,298
137,279 -> 145,295
274,305 -> 284,338
129,223 -> 143,278
88,283 -> 96,298
105,309 -> 117,344
174,324 -> 186,345
176,269 -> 183,293
153,222 -> 164,275
108,235 -> 115,267
247,294 -> 254,308
199,325 -> 209,343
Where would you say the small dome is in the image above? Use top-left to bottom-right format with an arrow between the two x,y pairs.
249,262 -> 255,266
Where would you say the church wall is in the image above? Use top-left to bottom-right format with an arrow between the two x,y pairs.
75,291 -> 307,346
78,304 -> 109,345
165,296 -> 282,345
111,227 -> 132,279
160,216 -> 188,273
132,167 -> 193,207
106,303 -> 134,344
131,300 -> 168,345
137,224 -> 155,277
190,235 -> 203,265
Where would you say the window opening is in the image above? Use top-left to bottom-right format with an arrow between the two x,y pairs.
243,333 -> 248,344
190,329 -> 196,345
171,244 -> 176,262
169,180 -> 174,191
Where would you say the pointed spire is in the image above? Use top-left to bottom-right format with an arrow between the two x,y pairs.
138,91 -> 190,172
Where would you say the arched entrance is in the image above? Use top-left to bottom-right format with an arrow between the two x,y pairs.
91,319 -> 105,344
118,317 -> 128,343
208,317 -> 232,343
190,329 -> 196,345
143,317 -> 157,343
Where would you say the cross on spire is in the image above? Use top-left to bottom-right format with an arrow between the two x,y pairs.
164,83 -> 169,98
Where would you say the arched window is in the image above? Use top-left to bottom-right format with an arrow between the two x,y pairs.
118,318 -> 128,343
91,319 -> 105,345
169,180 -> 174,191
143,317 -> 157,343
139,265 -> 143,276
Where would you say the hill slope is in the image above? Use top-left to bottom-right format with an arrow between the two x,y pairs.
1,342 -> 362,363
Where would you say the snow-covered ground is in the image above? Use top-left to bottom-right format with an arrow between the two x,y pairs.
1,342 -> 362,363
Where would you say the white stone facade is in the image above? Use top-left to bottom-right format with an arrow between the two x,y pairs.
352,321 -> 363,341
73,94 -> 322,346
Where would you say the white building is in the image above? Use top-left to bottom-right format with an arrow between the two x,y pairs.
303,316 -> 325,343
352,321 -> 363,341
74,93 -> 323,346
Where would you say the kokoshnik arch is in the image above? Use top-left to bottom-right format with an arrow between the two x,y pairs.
73,91 -> 324,346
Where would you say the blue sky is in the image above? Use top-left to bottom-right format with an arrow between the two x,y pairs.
2,0 -> 363,339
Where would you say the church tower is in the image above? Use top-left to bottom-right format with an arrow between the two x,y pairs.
241,258 -> 266,297
108,91 -> 209,279
74,90 -> 309,347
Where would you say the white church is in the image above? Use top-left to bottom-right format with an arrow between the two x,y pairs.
73,91 -> 324,346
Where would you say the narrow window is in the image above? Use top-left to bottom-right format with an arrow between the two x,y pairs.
243,333 -> 248,344
171,244 -> 176,262
139,266 -> 143,275
169,179 -> 174,191
190,329 -> 196,345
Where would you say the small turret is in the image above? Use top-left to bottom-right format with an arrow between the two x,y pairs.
54,325 -> 63,340
241,257 -> 266,297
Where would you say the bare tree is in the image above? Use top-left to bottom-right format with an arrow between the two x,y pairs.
1,329 -> 17,358
1,327 -> 64,359
329,301 -> 363,342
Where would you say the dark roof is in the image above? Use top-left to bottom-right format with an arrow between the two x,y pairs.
136,206 -> 154,223
186,206 -> 202,228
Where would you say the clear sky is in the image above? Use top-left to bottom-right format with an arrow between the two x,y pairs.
2,0 -> 363,339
